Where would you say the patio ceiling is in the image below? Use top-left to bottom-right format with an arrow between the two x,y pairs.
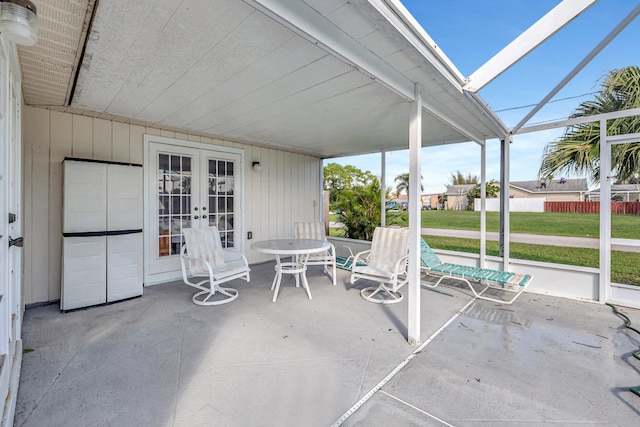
17,0 -> 507,158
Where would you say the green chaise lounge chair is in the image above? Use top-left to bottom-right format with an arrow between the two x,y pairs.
420,239 -> 532,304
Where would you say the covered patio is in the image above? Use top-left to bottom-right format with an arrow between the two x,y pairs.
2,0 -> 640,425
15,265 -> 640,425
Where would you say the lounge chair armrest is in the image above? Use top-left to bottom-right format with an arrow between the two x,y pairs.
335,244 -> 354,257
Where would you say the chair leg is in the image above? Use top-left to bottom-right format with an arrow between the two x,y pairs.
360,283 -> 403,304
331,262 -> 336,285
192,286 -> 239,306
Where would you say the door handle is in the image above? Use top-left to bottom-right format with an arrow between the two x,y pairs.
9,236 -> 24,248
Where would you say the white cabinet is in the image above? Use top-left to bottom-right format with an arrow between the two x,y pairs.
61,159 -> 143,311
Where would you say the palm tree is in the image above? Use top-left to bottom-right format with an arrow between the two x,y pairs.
539,66 -> 640,184
447,170 -> 478,187
394,173 -> 424,200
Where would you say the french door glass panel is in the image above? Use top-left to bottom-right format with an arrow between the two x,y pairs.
207,158 -> 235,248
157,153 -> 193,257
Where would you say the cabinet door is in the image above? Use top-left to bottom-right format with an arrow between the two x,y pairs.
61,236 -> 107,311
107,233 -> 143,302
63,161 -> 107,233
107,164 -> 143,231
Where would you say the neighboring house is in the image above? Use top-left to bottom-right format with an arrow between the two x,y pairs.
444,184 -> 475,210
587,184 -> 640,202
508,179 -> 589,201
422,193 -> 442,210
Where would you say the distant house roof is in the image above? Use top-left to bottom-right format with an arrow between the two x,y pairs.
510,178 -> 588,193
444,184 -> 476,195
588,184 -> 640,193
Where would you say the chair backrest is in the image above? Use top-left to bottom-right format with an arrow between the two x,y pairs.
367,227 -> 409,271
420,238 -> 443,268
294,222 -> 327,241
182,226 -> 226,274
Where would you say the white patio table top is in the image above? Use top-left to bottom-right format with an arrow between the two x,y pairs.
251,238 -> 330,302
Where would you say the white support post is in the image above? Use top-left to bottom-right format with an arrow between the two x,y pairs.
408,83 -> 422,345
480,143 -> 486,267
499,137 -> 511,270
381,151 -> 386,227
319,159 -> 325,226
599,119 -> 611,303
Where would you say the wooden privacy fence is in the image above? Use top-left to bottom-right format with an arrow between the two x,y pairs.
545,201 -> 640,215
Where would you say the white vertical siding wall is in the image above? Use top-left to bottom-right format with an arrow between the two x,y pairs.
22,107 -> 321,305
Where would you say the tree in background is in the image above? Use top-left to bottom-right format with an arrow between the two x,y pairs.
325,163 -> 404,240
465,180 -> 499,210
333,177 -> 384,240
394,172 -> 423,200
539,66 -> 640,185
324,163 -> 376,204
447,171 -> 478,188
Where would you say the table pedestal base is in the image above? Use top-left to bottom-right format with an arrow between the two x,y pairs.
271,255 -> 312,302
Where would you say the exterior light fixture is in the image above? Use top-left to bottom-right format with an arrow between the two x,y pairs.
0,0 -> 38,46
252,162 -> 262,173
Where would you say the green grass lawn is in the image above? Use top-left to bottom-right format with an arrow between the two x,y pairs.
333,210 -> 639,239
418,210 -> 640,239
329,210 -> 640,285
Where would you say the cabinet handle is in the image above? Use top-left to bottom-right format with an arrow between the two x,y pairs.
193,215 -> 199,219
194,207 -> 198,211
9,236 -> 24,248
202,206 -> 207,211
202,215 -> 207,219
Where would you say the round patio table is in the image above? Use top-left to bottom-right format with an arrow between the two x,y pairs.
251,238 -> 330,302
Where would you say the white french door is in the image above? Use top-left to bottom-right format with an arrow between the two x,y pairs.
145,139 -> 243,284
0,44 -> 22,395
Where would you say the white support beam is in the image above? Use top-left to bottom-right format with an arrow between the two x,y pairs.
599,119 -> 612,303
499,137 -> 511,270
248,0 -> 489,144
464,0 -> 597,92
408,84 -> 422,346
480,143 -> 486,267
515,108 -> 640,135
381,151 -> 386,227
512,2 -> 640,133
247,0 -> 414,98
368,0 -> 465,88
607,132 -> 640,145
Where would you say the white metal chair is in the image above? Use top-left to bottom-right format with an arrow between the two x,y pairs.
350,226 -> 410,304
294,222 -> 337,285
180,226 -> 250,305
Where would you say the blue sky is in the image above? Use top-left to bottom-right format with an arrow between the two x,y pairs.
329,0 -> 640,193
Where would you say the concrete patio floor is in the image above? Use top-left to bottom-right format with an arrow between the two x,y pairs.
15,262 -> 640,426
